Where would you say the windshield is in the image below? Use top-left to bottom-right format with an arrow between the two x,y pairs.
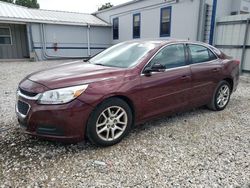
89,42 -> 157,68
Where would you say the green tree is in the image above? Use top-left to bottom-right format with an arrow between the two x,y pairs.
15,0 -> 39,8
98,2 -> 113,11
0,0 -> 14,3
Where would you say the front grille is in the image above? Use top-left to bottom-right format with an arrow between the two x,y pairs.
19,88 -> 38,97
17,100 -> 30,115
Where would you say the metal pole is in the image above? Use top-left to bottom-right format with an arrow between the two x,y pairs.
209,0 -> 217,45
87,24 -> 91,57
241,18 -> 250,74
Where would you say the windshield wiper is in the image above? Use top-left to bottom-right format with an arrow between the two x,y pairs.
94,63 -> 106,66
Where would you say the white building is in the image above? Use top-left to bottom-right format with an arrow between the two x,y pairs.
0,1 -> 111,61
94,0 -> 250,45
231,0 -> 250,15
0,0 -> 249,61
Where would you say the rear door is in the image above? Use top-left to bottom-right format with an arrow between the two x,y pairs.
140,43 -> 192,120
187,44 -> 223,107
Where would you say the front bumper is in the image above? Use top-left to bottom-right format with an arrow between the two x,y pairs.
16,95 -> 94,143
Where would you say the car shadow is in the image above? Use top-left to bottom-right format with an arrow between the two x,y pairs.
0,105 -> 216,164
130,106 -> 211,133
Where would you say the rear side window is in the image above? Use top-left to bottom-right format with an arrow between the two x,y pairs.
188,44 -> 217,64
150,44 -> 186,69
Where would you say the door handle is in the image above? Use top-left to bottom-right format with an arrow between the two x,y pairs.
212,68 -> 221,73
181,75 -> 190,80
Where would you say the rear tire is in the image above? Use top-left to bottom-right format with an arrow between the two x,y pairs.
208,81 -> 231,111
86,98 -> 132,147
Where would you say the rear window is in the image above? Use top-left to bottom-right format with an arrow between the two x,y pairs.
206,44 -> 232,59
217,50 -> 232,59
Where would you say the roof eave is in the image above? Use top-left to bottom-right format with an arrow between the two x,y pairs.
0,17 -> 111,27
93,0 -> 144,14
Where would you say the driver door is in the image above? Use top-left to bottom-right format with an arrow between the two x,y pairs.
140,44 -> 192,120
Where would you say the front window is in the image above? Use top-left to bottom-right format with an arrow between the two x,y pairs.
133,13 -> 141,38
150,44 -> 186,69
160,7 -> 171,37
0,27 -> 12,45
89,42 -> 157,68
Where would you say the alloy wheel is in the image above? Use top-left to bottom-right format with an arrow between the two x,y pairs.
217,84 -> 230,108
96,106 -> 128,141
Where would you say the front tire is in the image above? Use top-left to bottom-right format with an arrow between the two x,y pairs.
208,81 -> 231,111
86,98 -> 132,147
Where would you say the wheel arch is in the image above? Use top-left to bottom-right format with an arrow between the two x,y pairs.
87,94 -> 136,129
223,77 -> 234,92
105,95 -> 136,126
85,95 -> 136,145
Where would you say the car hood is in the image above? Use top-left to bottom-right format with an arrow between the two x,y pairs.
27,61 -> 125,89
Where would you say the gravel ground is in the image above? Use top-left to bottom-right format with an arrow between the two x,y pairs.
0,60 -> 249,187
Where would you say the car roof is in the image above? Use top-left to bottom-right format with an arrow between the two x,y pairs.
119,39 -> 224,59
123,39 -> 210,47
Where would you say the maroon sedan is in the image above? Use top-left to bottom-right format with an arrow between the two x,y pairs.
16,40 -> 239,146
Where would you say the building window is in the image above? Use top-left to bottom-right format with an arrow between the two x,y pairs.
0,27 -> 12,45
113,18 -> 119,40
133,13 -> 141,38
160,7 -> 171,37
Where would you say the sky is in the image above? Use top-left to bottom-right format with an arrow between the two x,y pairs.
38,0 -> 130,13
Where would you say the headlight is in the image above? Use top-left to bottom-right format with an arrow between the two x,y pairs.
38,85 -> 88,104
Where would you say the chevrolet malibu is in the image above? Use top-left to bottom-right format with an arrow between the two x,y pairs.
16,40 -> 239,146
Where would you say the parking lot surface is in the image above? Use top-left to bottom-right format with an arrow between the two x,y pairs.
0,60 -> 249,187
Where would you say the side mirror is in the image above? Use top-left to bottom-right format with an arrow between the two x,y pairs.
144,63 -> 165,75
83,58 -> 90,62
